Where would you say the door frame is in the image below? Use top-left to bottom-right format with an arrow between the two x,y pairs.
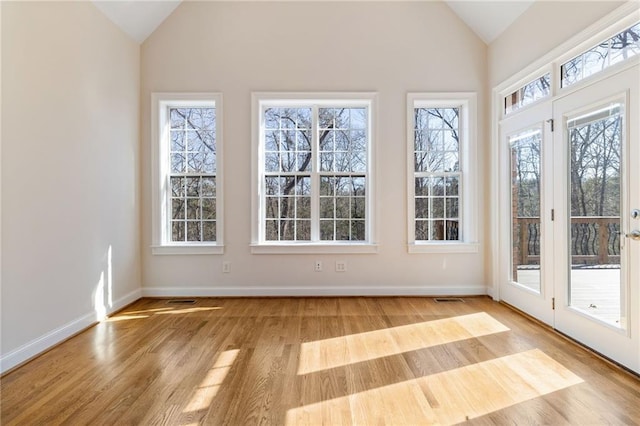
552,65 -> 639,373
498,101 -> 554,326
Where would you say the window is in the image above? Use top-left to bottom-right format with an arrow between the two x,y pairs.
151,93 -> 223,255
562,22 -> 640,87
407,93 -> 478,253
504,73 -> 551,115
252,93 -> 377,254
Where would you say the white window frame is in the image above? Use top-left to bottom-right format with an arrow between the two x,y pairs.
490,2 -> 640,297
251,92 -> 378,254
151,93 -> 224,255
407,93 -> 479,254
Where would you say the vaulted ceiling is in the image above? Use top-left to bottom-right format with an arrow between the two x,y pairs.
91,0 -> 534,45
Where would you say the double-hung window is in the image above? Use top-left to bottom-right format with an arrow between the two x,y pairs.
152,93 -> 224,255
252,93 -> 377,254
407,93 -> 478,253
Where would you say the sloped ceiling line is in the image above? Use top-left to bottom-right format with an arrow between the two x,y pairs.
92,0 -> 535,45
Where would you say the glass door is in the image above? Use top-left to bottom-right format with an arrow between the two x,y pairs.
499,102 -> 554,325
553,65 -> 639,373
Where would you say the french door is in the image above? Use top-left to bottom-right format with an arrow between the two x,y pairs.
553,66 -> 639,372
499,102 -> 554,326
499,65 -> 640,373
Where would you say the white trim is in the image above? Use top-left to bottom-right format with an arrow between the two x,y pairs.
408,242 -> 479,254
406,92 -> 479,252
0,289 -> 141,374
494,2 -> 640,98
151,92 -> 224,255
152,244 -> 224,255
251,92 -> 379,248
250,243 -> 379,255
142,285 -> 487,298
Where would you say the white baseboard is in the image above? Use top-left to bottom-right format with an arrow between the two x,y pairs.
0,288 -> 141,375
142,285 -> 488,298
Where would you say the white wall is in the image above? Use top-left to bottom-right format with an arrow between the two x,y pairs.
488,1 -> 624,87
141,1 -> 488,296
1,1 -> 141,372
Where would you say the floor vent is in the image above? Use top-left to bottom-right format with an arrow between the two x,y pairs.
166,299 -> 197,305
434,297 -> 465,303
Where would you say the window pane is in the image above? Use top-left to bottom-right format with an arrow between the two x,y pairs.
351,220 -> 365,240
510,128 -> 542,293
297,220 -> 311,240
186,199 -> 200,220
297,197 -> 311,219
562,22 -> 640,87
265,220 -> 279,240
415,198 -> 429,219
260,101 -> 370,243
172,221 -> 185,241
320,197 -> 334,219
172,199 -> 185,220
165,83 -> 219,255
504,74 -> 551,114
186,221 -> 201,242
320,220 -> 334,240
186,177 -> 200,196
171,131 -> 185,151
202,221 -> 216,242
201,177 -> 216,197
413,174 -> 462,241
171,153 -> 185,173
202,198 -> 216,220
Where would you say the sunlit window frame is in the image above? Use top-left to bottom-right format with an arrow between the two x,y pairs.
251,92 -> 379,254
151,93 -> 224,255
407,93 -> 479,254
491,2 -> 639,297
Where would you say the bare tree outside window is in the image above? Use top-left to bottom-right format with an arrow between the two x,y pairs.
170,107 -> 217,242
413,107 -> 461,241
262,103 -> 369,242
562,23 -> 640,87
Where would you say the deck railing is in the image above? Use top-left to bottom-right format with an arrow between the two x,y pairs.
515,216 -> 620,266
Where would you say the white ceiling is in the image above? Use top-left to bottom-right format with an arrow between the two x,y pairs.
92,0 -> 534,45
92,0 -> 181,44
444,0 -> 534,44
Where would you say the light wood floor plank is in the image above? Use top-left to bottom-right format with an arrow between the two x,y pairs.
2,297 -> 639,425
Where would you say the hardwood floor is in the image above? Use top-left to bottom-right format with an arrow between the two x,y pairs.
2,297 -> 639,425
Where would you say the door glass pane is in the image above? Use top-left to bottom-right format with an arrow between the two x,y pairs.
509,128 -> 542,292
568,103 -> 624,329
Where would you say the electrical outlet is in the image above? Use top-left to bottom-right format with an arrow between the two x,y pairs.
314,260 -> 323,272
335,261 -> 347,272
222,261 -> 231,273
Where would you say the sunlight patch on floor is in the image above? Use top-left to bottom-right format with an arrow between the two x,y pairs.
298,312 -> 510,374
183,349 -> 239,413
104,314 -> 149,322
287,349 -> 583,425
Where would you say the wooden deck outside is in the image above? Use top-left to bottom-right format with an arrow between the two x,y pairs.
516,267 -> 623,326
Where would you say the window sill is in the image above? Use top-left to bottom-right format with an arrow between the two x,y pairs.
251,243 -> 379,255
152,244 -> 224,255
408,242 -> 479,254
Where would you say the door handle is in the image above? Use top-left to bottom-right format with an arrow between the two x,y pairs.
626,230 -> 640,240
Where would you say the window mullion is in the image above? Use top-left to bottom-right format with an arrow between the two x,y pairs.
311,104 -> 320,242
